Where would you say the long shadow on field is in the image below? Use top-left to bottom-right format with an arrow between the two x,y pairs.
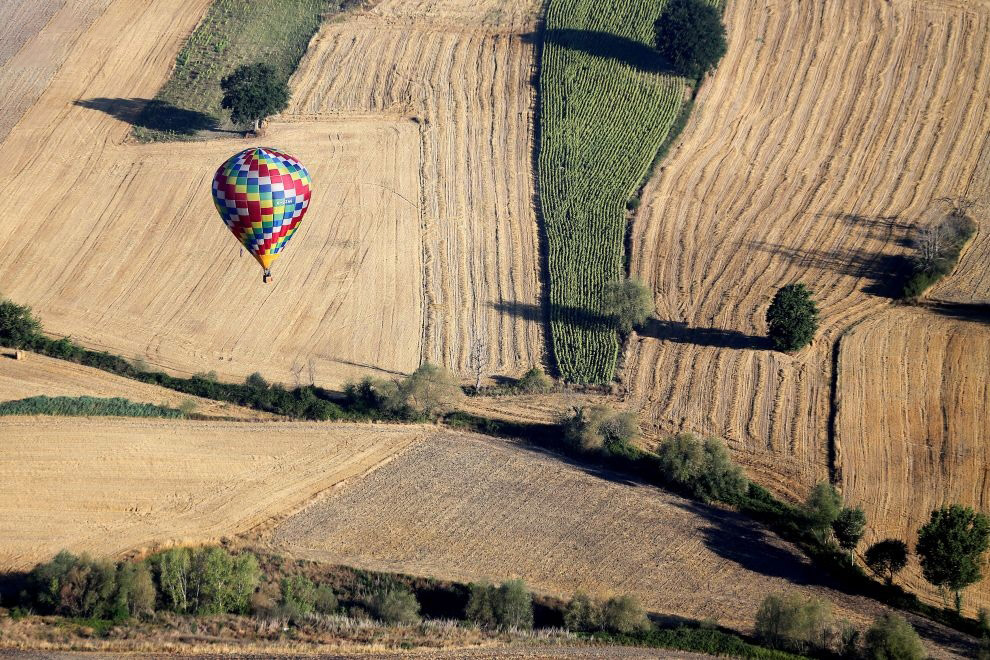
639,319 -> 772,350
746,240 -> 914,300
74,97 -> 220,135
491,301 -> 613,329
672,499 -> 819,583
523,28 -> 673,75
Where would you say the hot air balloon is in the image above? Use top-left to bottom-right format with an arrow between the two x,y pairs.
211,147 -> 312,283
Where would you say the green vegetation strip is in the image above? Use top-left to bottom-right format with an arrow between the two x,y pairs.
538,0 -> 692,383
135,0 -> 341,141
0,396 -> 182,418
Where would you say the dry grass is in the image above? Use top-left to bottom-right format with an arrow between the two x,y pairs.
0,350 -> 275,420
0,418 -> 423,570
837,306 -> 990,615
623,0 -> 990,500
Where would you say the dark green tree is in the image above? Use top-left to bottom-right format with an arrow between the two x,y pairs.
916,505 -> 990,612
0,298 -> 42,348
220,63 -> 290,132
766,283 -> 819,351
654,0 -> 728,78
833,506 -> 867,555
864,539 -> 909,585
602,279 -> 653,334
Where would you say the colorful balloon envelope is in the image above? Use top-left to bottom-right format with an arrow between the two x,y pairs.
211,147 -> 312,282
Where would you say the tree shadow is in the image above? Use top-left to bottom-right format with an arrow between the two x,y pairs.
490,301 -> 612,329
74,97 -> 222,135
670,499 -> 820,583
522,28 -> 672,74
925,301 -> 990,325
639,319 -> 771,350
746,241 -> 913,300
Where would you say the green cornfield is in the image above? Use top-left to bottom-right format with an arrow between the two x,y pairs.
0,396 -> 184,418
538,0 -> 691,383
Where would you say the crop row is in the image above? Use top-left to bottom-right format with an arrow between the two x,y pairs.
538,0 -> 689,383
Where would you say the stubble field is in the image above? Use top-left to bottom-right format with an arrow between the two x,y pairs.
837,307 -> 990,615
624,0 -> 990,499
0,418 -> 423,570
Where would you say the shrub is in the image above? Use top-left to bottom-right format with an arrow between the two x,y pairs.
755,592 -> 832,654
602,279 -> 653,334
864,539 -> 909,585
654,0 -> 728,78
656,433 -> 747,503
832,505 -> 866,554
600,594 -> 649,633
465,580 -> 533,630
220,63 -> 290,132
245,372 -> 269,390
863,613 -> 924,660
564,591 -> 602,631
766,284 -> 819,351
344,377 -> 397,414
370,586 -> 421,625
0,396 -> 183,418
916,504 -> 990,612
562,406 -> 639,454
0,298 -> 42,348
313,585 -> 338,614
516,367 -> 553,394
391,363 -> 463,418
27,551 -> 119,618
281,575 -> 318,615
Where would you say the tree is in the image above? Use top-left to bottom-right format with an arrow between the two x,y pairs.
863,613 -> 925,660
766,283 -> 819,351
220,63 -> 290,132
864,539 -> 909,586
804,482 -> 843,540
391,363 -> 463,418
656,433 -> 747,503
600,594 -> 649,633
754,592 -> 832,654
833,506 -> 867,555
494,579 -> 533,630
602,279 -> 653,334
654,0 -> 728,78
466,582 -> 499,629
115,561 -> 156,618
916,504 -> 990,612
0,298 -> 42,348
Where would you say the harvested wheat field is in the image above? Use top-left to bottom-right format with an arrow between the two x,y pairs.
0,418 -> 424,570
837,306 -> 990,615
288,0 -> 544,378
264,432 -> 973,656
0,0 -> 545,389
623,0 -> 990,499
0,350 -> 274,419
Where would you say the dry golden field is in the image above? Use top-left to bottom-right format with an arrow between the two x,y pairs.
287,0 -> 545,378
0,0 -> 545,389
624,0 -> 990,499
837,306 -> 990,615
0,350 -> 274,419
265,432 -> 975,656
0,418 -> 423,570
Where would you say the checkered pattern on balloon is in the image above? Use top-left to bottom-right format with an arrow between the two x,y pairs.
212,147 -> 312,281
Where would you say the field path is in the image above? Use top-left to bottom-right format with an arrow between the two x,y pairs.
624,0 -> 990,498
0,419 -> 425,569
